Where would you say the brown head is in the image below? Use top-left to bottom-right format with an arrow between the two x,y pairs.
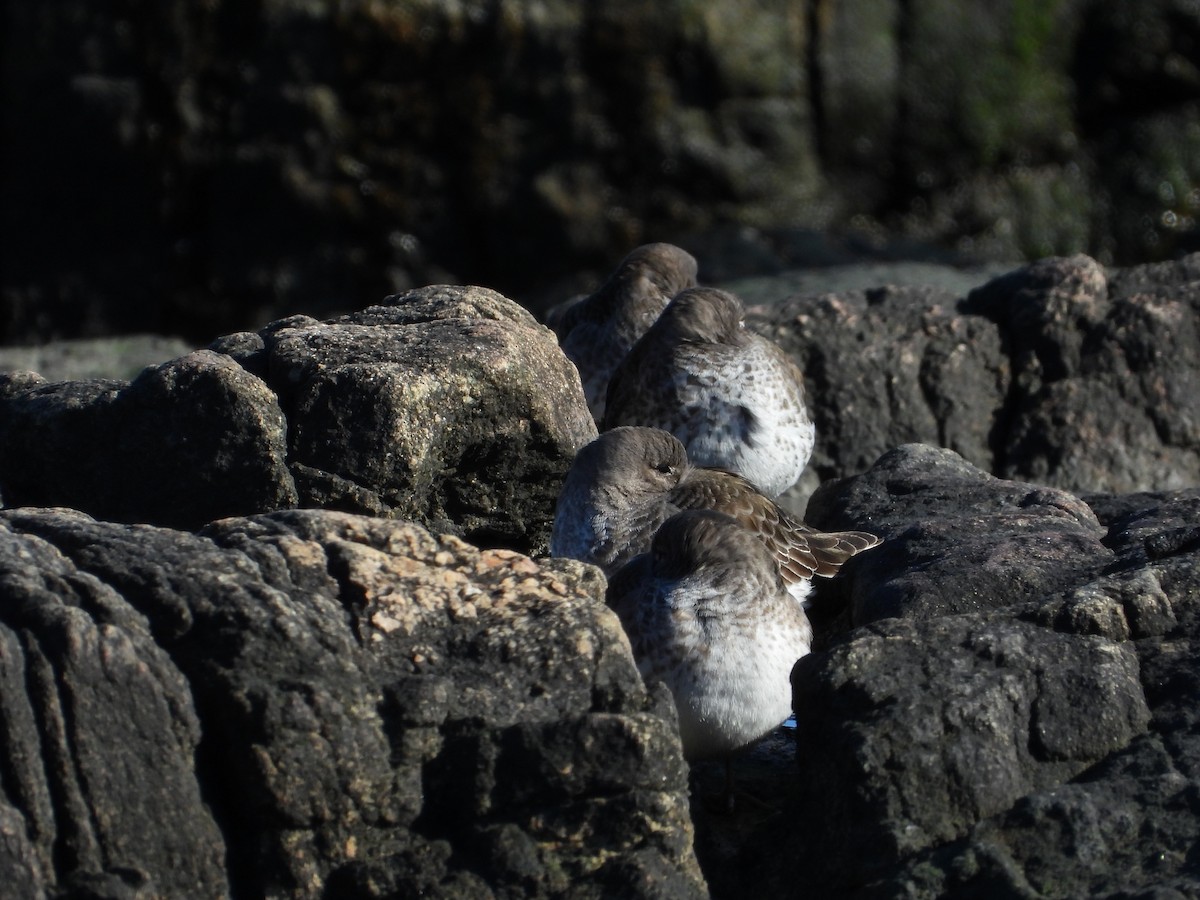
564,426 -> 689,501
574,243 -> 698,326
614,243 -> 699,302
652,287 -> 746,346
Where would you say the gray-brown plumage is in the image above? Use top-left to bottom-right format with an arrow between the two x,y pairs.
602,286 -> 814,497
607,509 -> 813,766
551,426 -> 880,607
555,243 -> 699,422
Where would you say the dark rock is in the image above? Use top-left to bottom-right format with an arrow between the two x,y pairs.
1097,493 -> 1200,571
0,351 -> 297,530
0,510 -> 229,898
1108,254 -> 1200,301
5,248 -> 1200,900
0,507 -> 705,899
861,732 -> 1200,899
851,528 -> 1200,899
725,444 -> 1200,900
791,616 -> 1150,889
752,283 -> 1011,506
964,254 -> 1110,380
4,2 -> 1200,343
752,251 -> 1200,504
0,286 -> 596,553
258,286 -> 596,553
965,255 -> 1200,493
1083,488 -> 1200,528
806,444 -> 1110,623
1018,569 -> 1178,643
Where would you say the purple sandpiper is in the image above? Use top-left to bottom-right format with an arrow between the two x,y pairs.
554,243 -> 698,423
602,286 -> 813,497
550,426 -> 879,608
606,509 -> 813,804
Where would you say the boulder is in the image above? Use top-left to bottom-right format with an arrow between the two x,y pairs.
805,444 -> 1112,623
850,497 -> 1200,899
2,253 -> 1200,899
0,285 -> 596,553
0,507 -> 705,899
732,443 -> 1200,900
754,251 -> 1200,507
0,351 -> 297,530
0,509 -> 228,899
793,616 -> 1150,887
751,282 -> 1011,504
965,255 -> 1200,493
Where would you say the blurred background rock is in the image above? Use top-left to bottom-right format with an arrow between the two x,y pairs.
3,0 -> 1198,346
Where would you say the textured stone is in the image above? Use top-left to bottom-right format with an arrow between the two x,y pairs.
0,511 -> 229,898
245,285 -> 596,553
792,616 -> 1150,886
0,351 -> 297,529
751,283 -> 1010,506
853,539 -> 1200,899
750,252 -> 1200,505
806,444 -> 1110,623
743,444 -> 1200,900
0,507 -> 705,899
965,255 -> 1200,493
1,286 -> 596,553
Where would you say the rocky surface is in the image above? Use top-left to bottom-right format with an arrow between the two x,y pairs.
691,445 -> 1200,899
0,508 -> 704,899
0,285 -> 595,550
5,253 -> 1196,532
757,251 -> 1200,507
737,443 -> 1200,900
4,1 -> 1199,343
6,445 -> 1197,898
0,351 -> 298,530
805,443 -> 1112,623
1,253 -> 1200,897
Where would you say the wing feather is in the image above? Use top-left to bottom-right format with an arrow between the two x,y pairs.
669,468 -> 881,588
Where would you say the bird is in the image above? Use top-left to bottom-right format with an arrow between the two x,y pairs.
605,508 -> 813,807
602,286 -> 814,498
550,426 -> 880,608
554,243 -> 699,423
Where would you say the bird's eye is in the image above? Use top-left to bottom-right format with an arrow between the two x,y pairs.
653,462 -> 675,475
